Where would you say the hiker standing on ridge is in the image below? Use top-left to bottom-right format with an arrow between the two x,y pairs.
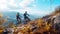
16,12 -> 22,24
24,11 -> 31,23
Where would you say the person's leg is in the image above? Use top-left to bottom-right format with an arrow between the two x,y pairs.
26,17 -> 31,22
16,18 -> 18,24
24,17 -> 27,24
16,17 -> 20,25
18,17 -> 22,24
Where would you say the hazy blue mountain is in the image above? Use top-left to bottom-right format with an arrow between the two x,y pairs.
1,11 -> 42,25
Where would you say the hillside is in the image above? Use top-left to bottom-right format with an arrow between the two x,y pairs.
0,7 -> 60,34
14,7 -> 60,34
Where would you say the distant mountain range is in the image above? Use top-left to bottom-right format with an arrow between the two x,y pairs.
1,11 -> 43,25
2,11 -> 42,20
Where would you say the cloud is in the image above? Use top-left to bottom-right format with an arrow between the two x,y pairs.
8,0 -> 18,7
0,0 -> 9,10
0,0 -> 52,16
17,6 -> 50,16
19,0 -> 35,8
0,0 -> 35,10
0,0 -> 19,11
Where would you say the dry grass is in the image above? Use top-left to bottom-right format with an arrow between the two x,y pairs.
0,7 -> 60,34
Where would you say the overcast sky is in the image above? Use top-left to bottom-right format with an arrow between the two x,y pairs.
0,0 -> 60,15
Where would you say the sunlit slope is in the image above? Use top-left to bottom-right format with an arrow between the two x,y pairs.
15,7 -> 60,34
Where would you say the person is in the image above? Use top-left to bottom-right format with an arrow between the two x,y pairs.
24,11 -> 30,23
16,12 -> 21,24
3,29 -> 8,34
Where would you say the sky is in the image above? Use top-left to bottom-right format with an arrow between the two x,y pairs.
0,0 -> 60,16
